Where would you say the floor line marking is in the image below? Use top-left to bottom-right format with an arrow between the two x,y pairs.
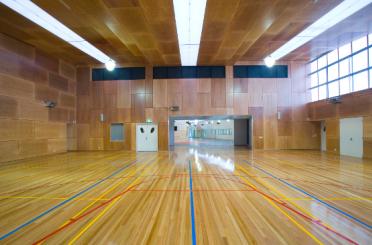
31,183 -> 141,245
34,157 -> 155,245
235,171 -> 324,245
58,156 -> 155,229
3,195 -> 370,200
0,196 -> 110,201
243,160 -> 372,230
0,159 -> 138,241
188,160 -> 197,245
67,159 -> 158,244
130,189 -> 254,192
237,165 -> 358,245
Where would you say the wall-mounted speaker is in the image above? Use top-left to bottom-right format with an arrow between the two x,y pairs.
43,100 -> 57,109
327,96 -> 342,104
169,106 -> 180,111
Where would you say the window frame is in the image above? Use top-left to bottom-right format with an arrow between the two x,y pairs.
110,123 -> 125,142
308,34 -> 372,102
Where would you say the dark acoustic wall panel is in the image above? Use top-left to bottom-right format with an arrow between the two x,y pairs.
233,65 -> 288,78
153,66 -> 225,79
92,67 -> 145,81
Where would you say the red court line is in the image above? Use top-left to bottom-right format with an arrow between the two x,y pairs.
0,173 -> 272,197
32,172 -> 358,245
32,182 -> 142,245
32,174 -> 255,243
237,177 -> 358,245
131,189 -> 254,192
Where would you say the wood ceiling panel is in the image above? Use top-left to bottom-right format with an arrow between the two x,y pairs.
0,0 -> 369,65
0,0 -> 179,66
198,0 -> 346,65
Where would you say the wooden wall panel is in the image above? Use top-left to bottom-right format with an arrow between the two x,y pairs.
0,141 -> 19,162
233,79 -> 248,93
60,61 -> 76,80
0,95 -> 17,118
131,93 -> 146,122
0,119 -> 34,141
76,67 -> 90,96
19,139 -> 48,158
117,80 -> 131,108
35,50 -> 59,73
153,79 -> 167,108
197,79 -> 211,93
158,122 -> 169,151
75,62 -> 318,152
0,34 -> 77,163
181,79 -> 198,115
0,73 -> 34,99
247,79 -> 263,106
325,119 -> 340,154
48,138 -> 67,154
291,122 -> 320,149
0,49 -> 48,85
35,85 -> 59,102
49,73 -> 68,92
363,116 -> 372,159
233,93 -> 249,115
211,79 -> 226,108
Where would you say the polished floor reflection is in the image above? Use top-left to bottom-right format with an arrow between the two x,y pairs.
0,147 -> 371,244
174,138 -> 234,147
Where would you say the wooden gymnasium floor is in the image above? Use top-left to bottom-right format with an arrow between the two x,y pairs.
0,147 -> 371,244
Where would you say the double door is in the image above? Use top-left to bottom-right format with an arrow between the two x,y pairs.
136,124 -> 158,151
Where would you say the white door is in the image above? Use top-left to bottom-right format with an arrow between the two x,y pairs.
340,117 -> 363,158
321,121 -> 326,151
136,124 -> 158,151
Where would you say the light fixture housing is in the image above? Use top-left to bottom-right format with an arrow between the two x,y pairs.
0,0 -> 115,70
267,0 -> 372,61
264,56 -> 276,67
173,0 -> 207,66
105,59 -> 116,71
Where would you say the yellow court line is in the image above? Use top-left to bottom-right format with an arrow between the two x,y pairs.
237,165 -> 338,233
234,168 -> 324,245
61,156 -> 155,226
1,195 -> 370,202
282,197 -> 372,201
0,196 -> 110,201
36,157 -> 155,245
68,159 -> 158,244
238,165 -> 325,215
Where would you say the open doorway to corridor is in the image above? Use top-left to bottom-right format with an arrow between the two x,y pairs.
169,115 -> 252,148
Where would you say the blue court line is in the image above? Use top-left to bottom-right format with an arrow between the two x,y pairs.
243,160 -> 372,230
188,160 -> 197,245
0,159 -> 139,241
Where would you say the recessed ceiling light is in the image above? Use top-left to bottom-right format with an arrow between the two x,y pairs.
1,0 -> 116,70
266,0 -> 372,62
264,56 -> 275,67
173,0 -> 207,66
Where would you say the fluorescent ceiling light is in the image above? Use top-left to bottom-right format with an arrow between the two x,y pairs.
266,0 -> 372,62
173,0 -> 207,66
0,0 -> 115,70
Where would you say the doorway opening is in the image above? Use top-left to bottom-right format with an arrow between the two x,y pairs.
169,115 -> 252,148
